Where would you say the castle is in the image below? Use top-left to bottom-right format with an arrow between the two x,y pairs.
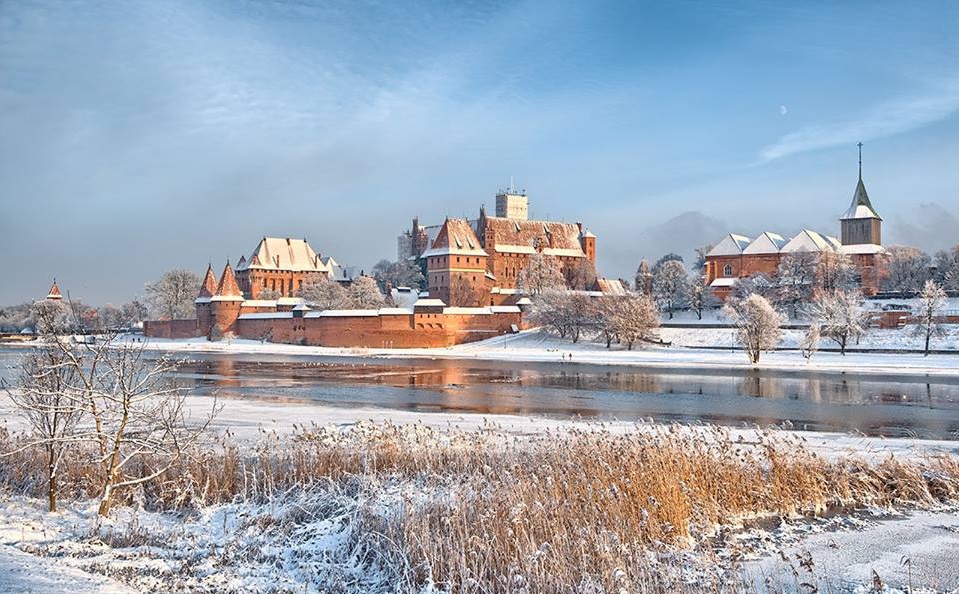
400,190 -> 599,306
704,151 -> 886,299
233,237 -> 352,299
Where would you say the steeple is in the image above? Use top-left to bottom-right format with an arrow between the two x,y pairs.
197,264 -> 218,300
840,142 -> 882,246
211,261 -> 244,301
46,279 -> 62,301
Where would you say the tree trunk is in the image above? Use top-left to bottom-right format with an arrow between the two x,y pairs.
47,448 -> 57,513
925,329 -> 931,357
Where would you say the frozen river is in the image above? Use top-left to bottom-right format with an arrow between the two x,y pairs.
2,346 -> 958,439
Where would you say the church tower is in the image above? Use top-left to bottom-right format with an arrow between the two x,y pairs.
840,143 -> 882,246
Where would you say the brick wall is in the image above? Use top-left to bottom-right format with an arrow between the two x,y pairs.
143,319 -> 199,339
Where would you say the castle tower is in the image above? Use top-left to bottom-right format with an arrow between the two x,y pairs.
495,191 -> 528,220
209,261 -> 245,340
195,264 -> 218,337
578,225 -> 596,265
425,218 -> 489,307
45,279 -> 63,301
840,143 -> 882,246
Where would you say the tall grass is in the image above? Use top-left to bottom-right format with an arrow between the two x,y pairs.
0,422 -> 956,593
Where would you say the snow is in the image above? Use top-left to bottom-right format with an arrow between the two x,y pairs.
0,543 -> 134,593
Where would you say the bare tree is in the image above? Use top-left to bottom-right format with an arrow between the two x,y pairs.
818,251 -> 857,293
913,280 -> 947,356
882,246 -> 931,294
372,259 -> 425,292
529,289 -> 572,338
774,250 -> 818,318
800,323 -> 820,363
347,276 -> 386,309
723,294 -> 784,364
2,334 -> 83,511
298,276 -> 349,310
813,290 -> 870,355
933,246 -> 959,290
653,260 -> 689,319
145,269 -> 201,320
567,259 -> 597,291
611,294 -> 660,350
733,273 -> 775,301
517,253 -> 565,295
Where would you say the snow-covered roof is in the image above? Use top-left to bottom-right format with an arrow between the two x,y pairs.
840,178 -> 882,220
707,234 -> 751,257
244,237 -> 333,272
709,278 -> 738,288
581,230 -> 596,238
542,247 -> 586,258
422,219 -> 488,257
490,287 -> 522,295
194,297 -> 211,304
781,229 -> 837,253
490,305 -> 522,313
515,297 -> 533,305
292,304 -> 311,311
443,307 -> 492,315
238,312 -> 293,320
242,300 -> 277,307
742,232 -> 787,255
493,244 -> 537,254
414,298 -> 446,307
317,309 -> 380,317
378,308 -> 413,315
276,297 -> 305,306
838,244 -> 886,255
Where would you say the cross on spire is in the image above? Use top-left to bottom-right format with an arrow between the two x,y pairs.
857,141 -> 863,180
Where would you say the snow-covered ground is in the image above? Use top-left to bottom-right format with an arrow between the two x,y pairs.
119,327 -> 959,379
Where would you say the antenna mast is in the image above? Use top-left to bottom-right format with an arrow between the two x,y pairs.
857,142 -> 863,180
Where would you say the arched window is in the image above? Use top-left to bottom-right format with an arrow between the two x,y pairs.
723,264 -> 733,277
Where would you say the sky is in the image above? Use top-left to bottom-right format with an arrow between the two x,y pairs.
1,0 -> 958,305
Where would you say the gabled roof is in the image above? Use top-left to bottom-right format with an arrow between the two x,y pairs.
235,255 -> 248,271
212,262 -> 244,301
781,230 -> 837,253
479,215 -> 586,257
840,178 -> 882,220
197,264 -> 218,299
742,232 -> 787,255
244,237 -> 332,272
422,218 -> 488,257
46,280 -> 62,300
707,233 -> 751,257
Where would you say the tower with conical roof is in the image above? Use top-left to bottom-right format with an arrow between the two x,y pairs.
209,261 -> 245,339
195,264 -> 218,336
840,143 -> 882,246
45,279 -> 63,301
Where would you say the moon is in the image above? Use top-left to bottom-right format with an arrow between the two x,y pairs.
779,105 -> 788,116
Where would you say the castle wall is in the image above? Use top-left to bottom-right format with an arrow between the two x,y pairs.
143,319 -> 200,339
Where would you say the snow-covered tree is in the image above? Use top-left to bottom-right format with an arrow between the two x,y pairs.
612,294 -> 660,350
813,290 -> 870,355
347,276 -> 386,309
933,246 -> 959,290
145,269 -> 201,320
652,260 -> 689,319
800,323 -> 820,363
517,253 -> 565,295
733,273 -> 775,301
882,246 -> 931,294
2,337 -> 84,511
298,277 -> 349,310
528,288 -> 572,337
913,280 -> 947,356
774,250 -> 818,318
372,259 -> 425,292
257,288 -> 281,300
723,294 -> 784,364
817,251 -> 857,293
688,272 -> 719,320
120,299 -> 148,327
30,299 -> 70,334
693,244 -> 713,273
567,258 -> 597,291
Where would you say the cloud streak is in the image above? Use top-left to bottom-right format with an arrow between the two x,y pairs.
758,81 -> 959,163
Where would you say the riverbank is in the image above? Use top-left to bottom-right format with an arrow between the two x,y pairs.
111,329 -> 959,379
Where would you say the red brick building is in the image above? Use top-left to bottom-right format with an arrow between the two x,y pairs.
704,168 -> 886,299
234,237 -> 350,299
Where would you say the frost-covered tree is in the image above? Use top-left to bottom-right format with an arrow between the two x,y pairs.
372,259 -> 425,292
800,324 -> 820,363
813,290 -> 870,355
933,246 -> 959,290
733,273 -> 775,301
30,299 -> 70,334
2,309 -> 84,511
298,276 -> 349,310
567,258 -> 597,291
612,294 -> 660,350
913,280 -> 947,356
882,246 -> 931,294
688,272 -> 719,320
517,253 -> 565,295
693,245 -> 713,273
120,299 -> 149,327
723,294 -> 784,364
774,250 -> 819,318
652,260 -> 689,319
145,269 -> 201,320
347,276 -> 386,309
818,251 -> 857,293
257,288 -> 281,301
529,288 -> 572,337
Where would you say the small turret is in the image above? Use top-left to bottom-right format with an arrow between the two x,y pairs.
46,279 -> 63,301
209,261 -> 245,340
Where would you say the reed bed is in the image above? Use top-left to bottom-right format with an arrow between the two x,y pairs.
1,422 -> 957,593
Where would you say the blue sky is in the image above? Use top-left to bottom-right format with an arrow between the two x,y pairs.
2,0 -> 958,304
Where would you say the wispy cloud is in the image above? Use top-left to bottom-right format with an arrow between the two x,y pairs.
758,81 -> 959,163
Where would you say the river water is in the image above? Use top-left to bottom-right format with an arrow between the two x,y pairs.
2,347 -> 958,439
